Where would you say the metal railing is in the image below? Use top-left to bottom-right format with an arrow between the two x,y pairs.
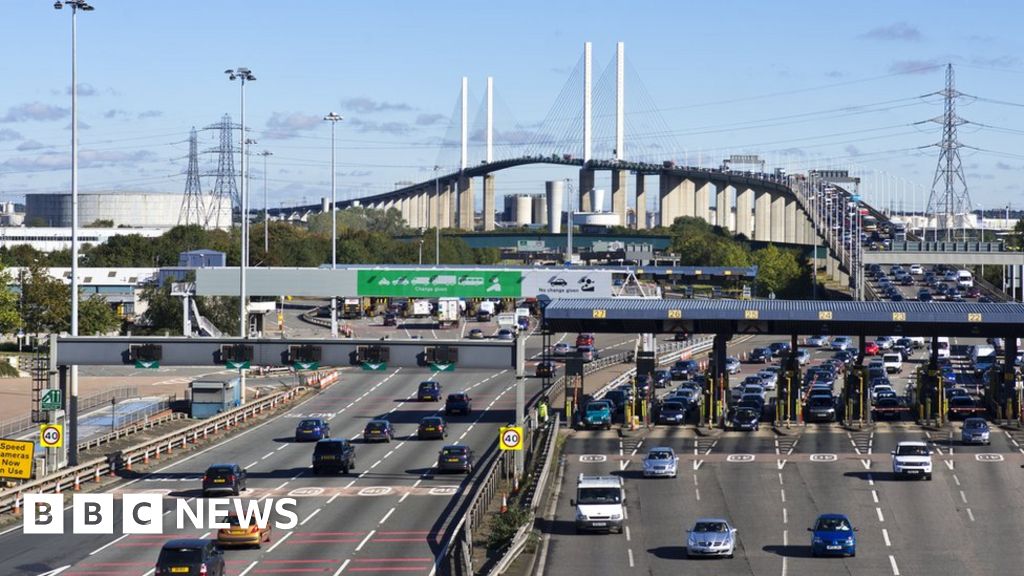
0,385 -> 140,439
885,241 -> 1006,253
0,387 -> 304,514
77,410 -> 186,452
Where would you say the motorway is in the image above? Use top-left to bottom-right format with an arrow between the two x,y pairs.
542,335 -> 1023,576
0,327 -> 640,576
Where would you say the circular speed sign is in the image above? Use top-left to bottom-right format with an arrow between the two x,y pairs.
499,426 -> 523,451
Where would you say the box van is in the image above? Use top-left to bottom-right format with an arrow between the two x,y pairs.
957,270 -> 974,289
572,474 -> 626,533
936,336 -> 950,359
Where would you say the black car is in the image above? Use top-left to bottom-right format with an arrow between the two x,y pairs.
805,396 -> 836,423
445,392 -> 473,415
769,342 -> 791,357
670,360 -> 699,380
295,418 -> 330,441
311,439 -> 355,474
653,369 -> 672,388
749,347 -> 773,363
603,390 -> 628,415
202,463 -> 246,496
155,539 -> 225,576
418,381 -> 442,401
656,401 -> 687,425
437,444 -> 474,473
535,360 -> 557,378
363,419 -> 394,443
382,312 -> 397,326
731,407 -> 760,431
417,416 -> 448,440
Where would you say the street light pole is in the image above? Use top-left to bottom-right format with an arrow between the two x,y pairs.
260,150 -> 272,255
226,67 -> 256,338
434,165 -> 440,265
324,113 -> 343,338
54,0 -> 94,469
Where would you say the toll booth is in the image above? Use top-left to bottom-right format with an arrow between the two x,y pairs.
843,365 -> 869,422
913,337 -> 945,423
985,337 -> 1021,421
776,348 -> 802,424
190,377 -> 242,418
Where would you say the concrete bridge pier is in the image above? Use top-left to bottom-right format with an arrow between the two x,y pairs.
635,173 -> 647,229
770,193 -> 786,243
458,175 -> 474,230
441,182 -> 453,229
428,188 -> 440,229
483,174 -> 496,231
659,174 -> 682,227
579,168 -> 595,212
611,169 -> 628,224
754,189 -> 772,241
715,185 -> 732,231
784,198 -> 798,244
735,187 -> 754,238
694,181 -> 711,223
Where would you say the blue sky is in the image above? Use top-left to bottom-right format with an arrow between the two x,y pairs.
2,0 -> 1023,215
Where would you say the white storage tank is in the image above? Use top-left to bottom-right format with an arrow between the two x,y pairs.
515,195 -> 534,226
545,181 -> 564,233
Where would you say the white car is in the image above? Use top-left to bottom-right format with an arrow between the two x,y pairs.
883,353 -> 903,374
875,336 -> 895,350
831,336 -> 853,351
806,335 -> 830,347
891,441 -> 933,480
909,264 -> 924,275
642,447 -> 678,478
552,343 -> 572,356
871,384 -> 895,402
756,370 -> 779,391
686,518 -> 737,558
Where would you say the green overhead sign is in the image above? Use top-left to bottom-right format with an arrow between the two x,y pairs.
357,270 -> 521,298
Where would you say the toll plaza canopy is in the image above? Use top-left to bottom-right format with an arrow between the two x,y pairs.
540,298 -> 1024,338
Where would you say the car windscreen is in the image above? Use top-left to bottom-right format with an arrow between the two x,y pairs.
816,518 -> 851,531
693,521 -> 728,533
964,419 -> 987,429
314,441 -> 345,454
808,397 -> 833,407
299,420 -> 321,428
896,445 -> 929,456
661,402 -> 684,411
647,451 -> 672,460
441,447 -> 467,456
734,409 -> 758,419
365,422 -> 387,431
157,547 -> 203,564
577,487 -> 621,505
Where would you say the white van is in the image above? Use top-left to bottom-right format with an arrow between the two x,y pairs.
957,270 -> 974,289
573,474 -> 626,533
937,336 -> 950,359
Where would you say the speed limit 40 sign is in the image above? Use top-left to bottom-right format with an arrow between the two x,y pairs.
39,424 -> 63,448
499,426 -> 524,451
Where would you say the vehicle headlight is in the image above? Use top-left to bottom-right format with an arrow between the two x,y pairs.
813,537 -> 823,544
845,537 -> 855,545
576,510 -> 587,521
610,513 -> 622,520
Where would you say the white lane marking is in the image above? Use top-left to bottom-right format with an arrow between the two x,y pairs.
960,490 -> 968,504
872,490 -> 879,504
868,474 -> 875,486
890,554 -> 901,575
246,460 -> 259,469
780,489 -> 786,503
1013,439 -> 1020,447
782,508 -> 788,524
275,481 -> 289,490
944,460 -> 955,470
238,561 -> 259,576
277,444 -> 288,451
627,548 -> 635,568
331,559 -> 351,576
883,528 -> 891,547
142,570 -> 155,576
877,507 -> 885,522
266,530 -> 292,553
355,530 -> 376,552
400,492 -> 411,503
953,474 -> 961,486
379,507 -> 396,525
262,451 -> 274,460
693,474 -> 699,486
783,528 -> 788,545
695,488 -> 701,501
301,508 -> 321,526
778,472 -> 784,485
625,526 -> 631,541
89,533 -> 128,556
327,492 -> 341,504
200,531 -> 211,539
967,508 -> 975,522
371,459 -> 382,469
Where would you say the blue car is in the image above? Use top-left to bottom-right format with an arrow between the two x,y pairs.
295,418 -> 330,441
809,513 -> 857,557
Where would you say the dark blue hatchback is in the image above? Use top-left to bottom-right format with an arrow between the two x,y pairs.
809,513 -> 857,557
295,418 -> 330,441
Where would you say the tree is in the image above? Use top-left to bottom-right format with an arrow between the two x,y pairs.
751,244 -> 805,298
86,219 -> 114,228
20,263 -> 70,335
78,295 -> 120,335
197,296 -> 240,336
137,280 -> 183,335
0,266 -> 21,335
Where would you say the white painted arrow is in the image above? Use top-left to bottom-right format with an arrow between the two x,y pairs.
944,460 -> 954,470
777,459 -> 787,470
861,459 -> 872,470
693,459 -> 704,471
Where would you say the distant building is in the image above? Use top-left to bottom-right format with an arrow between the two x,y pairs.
8,266 -> 159,321
0,226 -> 165,252
179,249 -> 226,268
25,191 -> 231,230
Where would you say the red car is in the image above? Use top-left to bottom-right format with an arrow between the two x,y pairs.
864,342 -> 880,355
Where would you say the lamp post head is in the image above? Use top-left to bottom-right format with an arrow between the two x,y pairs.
324,112 -> 343,122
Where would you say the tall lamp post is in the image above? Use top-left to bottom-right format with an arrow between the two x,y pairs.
225,67 -> 255,338
260,150 -> 273,255
54,0 -> 94,468
433,165 -> 440,265
324,113 -> 343,337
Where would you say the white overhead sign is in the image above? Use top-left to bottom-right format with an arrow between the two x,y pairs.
521,270 -> 612,298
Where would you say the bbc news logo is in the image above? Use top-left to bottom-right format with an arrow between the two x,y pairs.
23,494 -> 299,534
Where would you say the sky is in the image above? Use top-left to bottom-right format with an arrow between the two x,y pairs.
2,0 -> 1024,216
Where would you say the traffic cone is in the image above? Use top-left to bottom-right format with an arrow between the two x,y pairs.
500,493 -> 508,513
155,445 -> 161,459
94,467 -> 100,483
143,450 -> 149,465
73,474 -> 80,491
13,494 -> 20,515
126,457 -> 132,471
54,479 -> 60,494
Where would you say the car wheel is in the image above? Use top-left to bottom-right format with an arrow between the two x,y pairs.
926,473 -> 932,480
312,467 -> 320,475
233,487 -> 240,496
850,550 -> 856,557
342,466 -> 350,475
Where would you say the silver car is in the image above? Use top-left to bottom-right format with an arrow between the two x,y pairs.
806,335 -> 830,347
687,518 -> 736,558
725,356 -> 741,375
961,417 -> 990,445
642,447 -> 678,478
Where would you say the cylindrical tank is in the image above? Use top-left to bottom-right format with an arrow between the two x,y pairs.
515,195 -> 533,226
546,181 -> 564,234
589,188 -> 606,212
532,194 -> 548,227
321,197 -> 330,213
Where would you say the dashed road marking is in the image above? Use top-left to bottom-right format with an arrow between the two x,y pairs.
890,554 -> 901,575
882,528 -> 891,547
877,507 -> 885,522
356,530 -> 375,552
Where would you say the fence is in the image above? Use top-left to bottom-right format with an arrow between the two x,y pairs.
0,387 -> 304,515
0,385 -> 140,439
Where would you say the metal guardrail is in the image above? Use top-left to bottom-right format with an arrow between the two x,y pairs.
0,385 -> 140,439
76,405 -> 184,452
886,241 -> 1006,253
0,387 -> 303,515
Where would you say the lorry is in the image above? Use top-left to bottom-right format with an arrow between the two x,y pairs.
572,474 -> 626,533
476,300 -> 496,321
410,299 -> 432,318
436,298 -> 461,328
496,312 -> 517,334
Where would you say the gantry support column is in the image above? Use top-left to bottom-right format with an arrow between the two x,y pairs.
784,197 -> 797,244
736,187 -> 754,238
483,174 -> 496,231
659,174 -> 682,227
458,175 -> 474,230
695,180 -> 712,223
770,193 -> 786,243
754,189 -> 772,241
716,184 -> 732,231
579,168 -> 595,212
635,173 -> 647,229
611,169 -> 628,224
